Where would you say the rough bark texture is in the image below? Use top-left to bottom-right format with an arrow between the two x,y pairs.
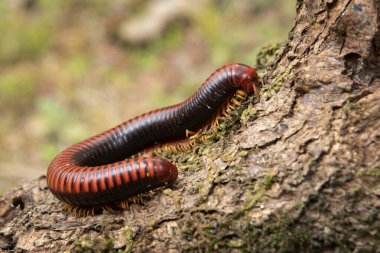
1,0 -> 379,252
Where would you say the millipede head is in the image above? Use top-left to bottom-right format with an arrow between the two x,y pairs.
232,64 -> 259,98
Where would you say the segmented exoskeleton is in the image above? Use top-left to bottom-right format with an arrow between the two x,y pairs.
47,63 -> 259,207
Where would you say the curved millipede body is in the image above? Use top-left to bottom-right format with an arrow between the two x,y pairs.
47,63 -> 259,206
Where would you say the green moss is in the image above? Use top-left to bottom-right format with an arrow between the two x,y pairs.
221,146 -> 239,162
237,150 -> 249,157
123,229 -> 134,253
358,166 -> 380,192
72,229 -> 132,253
309,17 -> 317,25
240,103 -> 257,126
174,118 -> 242,171
249,217 -> 313,253
182,212 -> 316,253
244,172 -> 276,211
255,43 -> 281,71
226,238 -> 244,248
260,67 -> 290,99
365,167 -> 380,177
73,234 -> 114,253
251,43 -> 290,101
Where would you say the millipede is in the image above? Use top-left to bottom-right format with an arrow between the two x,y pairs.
46,63 -> 259,213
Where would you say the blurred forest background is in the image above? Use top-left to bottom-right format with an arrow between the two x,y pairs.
0,0 -> 295,194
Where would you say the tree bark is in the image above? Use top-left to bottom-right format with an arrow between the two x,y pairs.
1,0 -> 379,252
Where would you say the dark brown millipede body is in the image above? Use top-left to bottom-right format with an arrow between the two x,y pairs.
47,63 -> 259,206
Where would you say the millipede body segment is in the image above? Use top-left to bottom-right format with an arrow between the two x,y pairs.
47,63 -> 259,206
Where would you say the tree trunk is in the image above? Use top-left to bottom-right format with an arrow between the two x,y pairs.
1,0 -> 379,252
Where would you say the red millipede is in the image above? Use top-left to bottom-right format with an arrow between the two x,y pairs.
47,63 -> 259,207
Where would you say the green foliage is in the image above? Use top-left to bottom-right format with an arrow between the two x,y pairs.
0,2 -> 53,63
35,97 -> 67,162
35,96 -> 89,162
191,3 -> 250,64
64,54 -> 90,78
125,22 -> 184,70
0,66 -> 36,110
253,0 -> 279,12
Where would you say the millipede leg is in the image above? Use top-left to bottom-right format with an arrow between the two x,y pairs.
253,83 -> 260,99
231,98 -> 241,106
201,135 -> 208,143
211,120 -> 219,133
223,110 -> 232,119
236,90 -> 247,99
102,205 -> 115,213
130,195 -> 144,205
64,203 -> 98,217
227,103 -> 235,111
157,139 -> 196,154
186,129 -> 198,138
119,200 -> 129,209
